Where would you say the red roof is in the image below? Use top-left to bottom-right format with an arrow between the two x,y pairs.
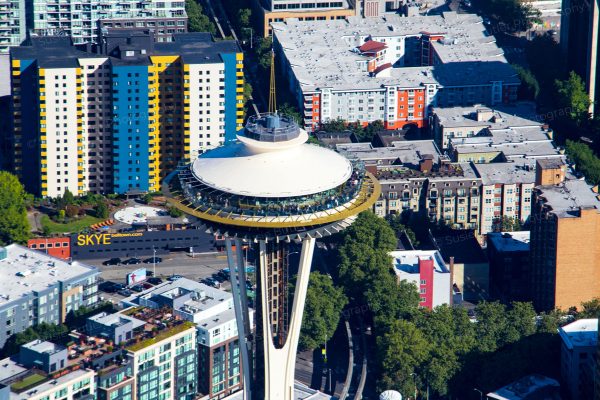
358,40 -> 387,53
373,63 -> 392,75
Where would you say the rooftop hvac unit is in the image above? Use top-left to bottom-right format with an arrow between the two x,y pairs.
0,247 -> 6,261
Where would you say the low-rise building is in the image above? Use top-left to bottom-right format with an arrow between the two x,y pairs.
273,13 -> 519,132
390,250 -> 456,308
0,244 -> 99,348
121,278 -> 250,399
487,231 -> 531,303
559,319 -> 598,400
19,340 -> 68,374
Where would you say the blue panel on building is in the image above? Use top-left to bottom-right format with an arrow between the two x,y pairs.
18,59 -> 41,195
111,64 -> 150,194
222,53 -> 239,143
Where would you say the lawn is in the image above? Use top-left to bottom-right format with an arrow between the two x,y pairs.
40,214 -> 104,234
11,373 -> 47,392
127,321 -> 195,352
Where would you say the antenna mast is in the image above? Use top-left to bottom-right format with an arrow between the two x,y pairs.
268,49 -> 277,113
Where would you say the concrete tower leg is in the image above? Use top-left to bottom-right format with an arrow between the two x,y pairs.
226,238 -> 253,400
257,236 -> 316,400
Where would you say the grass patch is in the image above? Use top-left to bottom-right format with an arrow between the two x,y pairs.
40,214 -> 104,234
11,373 -> 47,392
126,321 -> 195,352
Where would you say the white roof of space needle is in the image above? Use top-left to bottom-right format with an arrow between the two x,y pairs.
191,113 -> 353,198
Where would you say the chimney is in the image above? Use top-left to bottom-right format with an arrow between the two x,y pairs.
419,154 -> 434,172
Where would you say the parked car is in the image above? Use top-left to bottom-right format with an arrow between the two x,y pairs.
168,274 -> 184,282
147,277 -> 163,285
212,273 -> 225,283
99,281 -> 118,293
117,289 -> 132,297
122,258 -> 142,265
143,256 -> 163,264
130,284 -> 145,292
103,258 -> 122,266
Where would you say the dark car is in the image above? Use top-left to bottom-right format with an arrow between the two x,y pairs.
99,282 -> 118,293
212,273 -> 225,283
168,274 -> 184,282
103,258 -> 122,266
143,256 -> 163,264
130,284 -> 145,292
122,258 -> 142,265
147,277 -> 163,285
117,289 -> 132,297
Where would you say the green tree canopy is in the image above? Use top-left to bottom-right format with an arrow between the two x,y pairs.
299,272 -> 348,351
186,0 -> 216,34
566,140 -> 600,185
386,214 -> 419,247
0,171 -> 30,244
512,65 -> 540,100
377,319 -> 430,395
476,0 -> 541,32
555,71 -> 591,126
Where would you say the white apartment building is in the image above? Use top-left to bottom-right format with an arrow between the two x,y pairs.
559,318 -> 598,400
0,0 -> 26,53
31,0 -> 187,45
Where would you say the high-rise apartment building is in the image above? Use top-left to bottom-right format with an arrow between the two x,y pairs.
560,0 -> 600,114
10,31 -> 244,197
29,0 -> 187,44
530,162 -> 600,311
0,0 -> 26,53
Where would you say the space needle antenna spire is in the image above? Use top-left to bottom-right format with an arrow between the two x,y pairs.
268,49 -> 276,114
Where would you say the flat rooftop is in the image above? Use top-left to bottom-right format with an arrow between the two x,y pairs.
123,278 -> 231,315
0,358 -> 26,383
559,318 -> 598,349
0,244 -> 98,307
88,311 -> 145,330
473,161 -> 537,185
536,179 -> 600,218
487,231 -> 530,253
22,340 -> 64,355
434,103 -> 541,129
389,250 -> 448,275
9,368 -> 93,400
272,13 -> 518,92
337,140 -> 441,166
487,374 -> 560,400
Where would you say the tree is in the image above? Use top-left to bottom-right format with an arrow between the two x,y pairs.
185,0 -> 216,34
476,0 -> 541,33
278,103 -> 302,124
299,272 -> 348,350
500,216 -> 522,232
65,204 -> 79,218
168,206 -> 184,218
505,301 -> 537,343
555,71 -> 591,126
94,202 -> 109,219
512,64 -> 540,100
0,171 -> 30,245
566,140 -> 600,185
237,8 -> 251,28
256,37 -> 273,71
377,320 -> 430,396
474,301 -> 508,352
537,309 -> 566,334
386,214 -> 419,247
579,298 -> 600,318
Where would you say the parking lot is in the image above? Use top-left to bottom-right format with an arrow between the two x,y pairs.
88,250 -> 239,305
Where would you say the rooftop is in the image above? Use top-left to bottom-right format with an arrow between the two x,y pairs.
10,368 -> 93,400
87,311 -> 145,331
337,140 -> 442,167
0,244 -> 98,306
487,374 -> 560,400
389,250 -> 449,275
487,231 -> 530,253
22,340 -> 65,355
536,179 -> 600,218
272,13 -> 518,92
434,103 -> 542,129
0,358 -> 26,382
559,318 -> 598,349
473,161 -> 537,185
431,230 -> 487,264
11,33 -> 239,68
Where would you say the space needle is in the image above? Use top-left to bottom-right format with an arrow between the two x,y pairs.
163,68 -> 379,400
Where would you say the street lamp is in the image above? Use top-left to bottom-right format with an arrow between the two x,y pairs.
410,373 -> 418,400
152,246 -> 156,277
242,27 -> 253,49
473,388 -> 483,400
